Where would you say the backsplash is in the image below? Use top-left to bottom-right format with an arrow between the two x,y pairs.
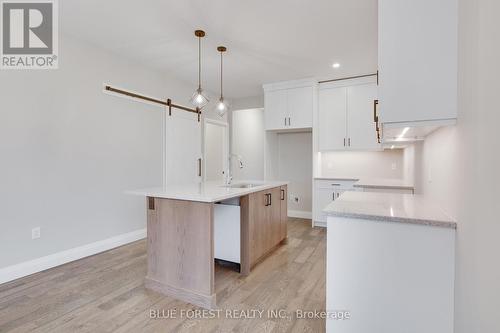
318,149 -> 404,179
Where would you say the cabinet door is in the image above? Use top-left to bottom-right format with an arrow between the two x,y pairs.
318,87 -> 347,151
314,188 -> 336,223
347,83 -> 380,150
279,186 -> 288,241
269,187 -> 282,248
249,190 -> 270,264
378,0 -> 457,123
287,86 -> 313,129
264,89 -> 287,130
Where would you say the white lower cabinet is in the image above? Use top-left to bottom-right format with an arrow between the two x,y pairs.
314,180 -> 357,226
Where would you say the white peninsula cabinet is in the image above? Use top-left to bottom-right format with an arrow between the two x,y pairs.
318,78 -> 380,151
263,79 -> 316,131
325,192 -> 456,333
378,0 -> 458,128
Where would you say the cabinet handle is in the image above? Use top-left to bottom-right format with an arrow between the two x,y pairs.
373,100 -> 379,122
344,138 -> 346,147
288,117 -> 291,126
264,194 -> 269,206
265,193 -> 272,206
197,158 -> 202,177
337,192 -> 340,198
269,193 -> 272,206
331,184 -> 341,186
284,118 -> 287,127
148,197 -> 155,210
348,138 -> 351,146
332,192 -> 335,201
280,189 -> 285,200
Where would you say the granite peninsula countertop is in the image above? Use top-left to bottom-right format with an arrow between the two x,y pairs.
323,191 -> 456,229
128,180 -> 289,203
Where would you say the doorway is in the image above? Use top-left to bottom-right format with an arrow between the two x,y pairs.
204,119 -> 229,182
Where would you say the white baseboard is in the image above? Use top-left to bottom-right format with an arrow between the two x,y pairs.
288,210 -> 312,219
0,228 -> 146,285
313,220 -> 327,228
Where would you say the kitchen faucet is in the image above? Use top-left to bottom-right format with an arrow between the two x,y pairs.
225,153 -> 244,185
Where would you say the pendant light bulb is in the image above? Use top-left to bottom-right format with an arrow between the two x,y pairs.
190,87 -> 209,108
215,46 -> 228,117
190,30 -> 209,108
216,97 -> 228,117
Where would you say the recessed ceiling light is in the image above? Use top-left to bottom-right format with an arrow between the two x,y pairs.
332,63 -> 340,69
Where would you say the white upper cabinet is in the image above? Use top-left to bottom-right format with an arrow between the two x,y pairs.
347,84 -> 380,150
318,87 -> 347,151
318,79 -> 380,151
287,86 -> 313,129
264,89 -> 288,130
378,0 -> 458,125
263,79 -> 315,131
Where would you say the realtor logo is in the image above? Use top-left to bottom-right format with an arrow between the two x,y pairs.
1,0 -> 58,69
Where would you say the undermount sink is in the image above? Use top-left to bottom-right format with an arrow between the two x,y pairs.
222,183 -> 261,189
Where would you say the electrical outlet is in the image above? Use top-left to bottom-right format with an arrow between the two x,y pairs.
32,227 -> 41,240
391,163 -> 397,170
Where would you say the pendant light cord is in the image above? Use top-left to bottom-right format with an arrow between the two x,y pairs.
220,51 -> 223,99
198,36 -> 201,90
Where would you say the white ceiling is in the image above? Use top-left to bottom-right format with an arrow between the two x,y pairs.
60,0 -> 378,99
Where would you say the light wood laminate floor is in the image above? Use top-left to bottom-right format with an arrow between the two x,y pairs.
0,218 -> 326,332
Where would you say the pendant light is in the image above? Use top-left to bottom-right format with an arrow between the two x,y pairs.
215,46 -> 229,117
190,30 -> 209,108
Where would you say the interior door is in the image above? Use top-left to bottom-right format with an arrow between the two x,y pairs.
166,110 -> 202,185
347,83 -> 380,150
287,86 -> 313,129
204,120 -> 228,182
318,87 -> 347,151
264,89 -> 287,130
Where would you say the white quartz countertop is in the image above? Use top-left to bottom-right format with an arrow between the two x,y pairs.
323,191 -> 456,229
354,178 -> 415,190
128,180 -> 288,203
315,177 -> 415,191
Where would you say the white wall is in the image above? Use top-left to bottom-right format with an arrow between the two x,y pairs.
230,95 -> 264,111
231,109 -> 265,180
278,132 -> 313,213
413,0 -> 500,331
319,150 -> 405,180
403,144 -> 418,186
0,35 -> 198,269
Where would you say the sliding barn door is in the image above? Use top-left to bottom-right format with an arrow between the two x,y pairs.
165,110 -> 202,185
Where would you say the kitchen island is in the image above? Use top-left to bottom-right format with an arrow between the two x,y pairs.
324,191 -> 456,333
129,181 -> 288,309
